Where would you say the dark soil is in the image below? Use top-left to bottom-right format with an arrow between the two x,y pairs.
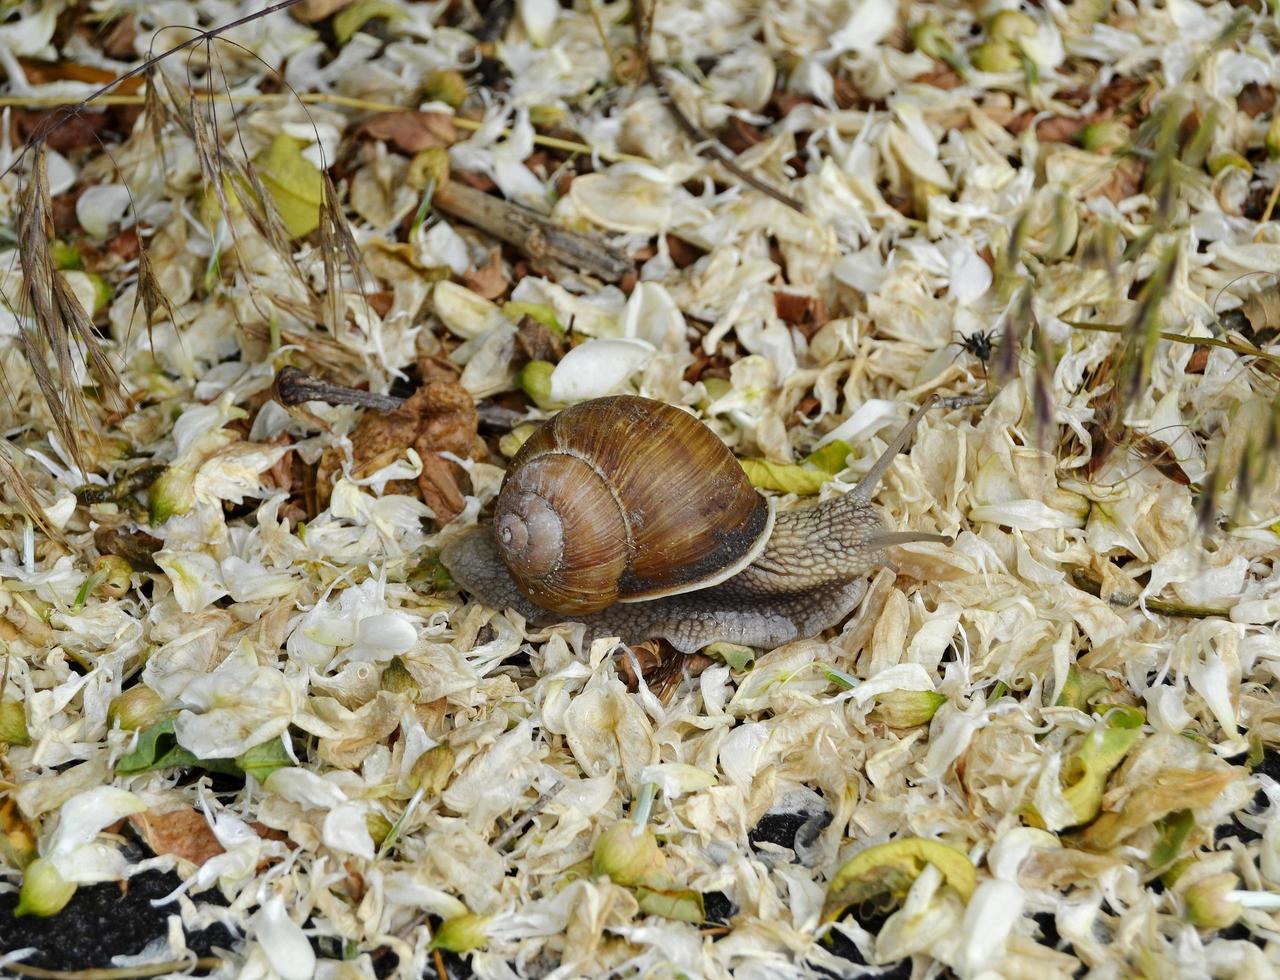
3,748 -> 1275,972
0,868 -> 234,968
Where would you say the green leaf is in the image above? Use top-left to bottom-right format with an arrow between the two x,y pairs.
635,884 -> 706,923
740,458 -> 831,495
256,135 -> 324,239
503,301 -> 565,336
705,642 -> 755,671
1055,665 -> 1112,711
116,718 -> 200,774
1059,707 -> 1144,826
51,240 -> 82,270
803,439 -> 854,475
116,718 -> 289,781
823,838 -> 976,924
1149,809 -> 1194,869
236,738 -> 292,783
333,0 -> 405,44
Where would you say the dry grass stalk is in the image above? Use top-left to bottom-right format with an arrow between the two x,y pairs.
12,148 -> 126,465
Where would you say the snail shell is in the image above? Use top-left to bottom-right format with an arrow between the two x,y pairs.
492,396 -> 775,615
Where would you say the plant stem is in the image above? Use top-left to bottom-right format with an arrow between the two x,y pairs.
1063,319 -> 1280,366
0,92 -> 654,166
272,367 -> 525,430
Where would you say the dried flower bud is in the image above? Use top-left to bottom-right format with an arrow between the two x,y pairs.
0,700 -> 30,747
1207,153 -> 1251,177
15,856 -> 76,917
1078,120 -> 1130,155
410,744 -> 456,797
911,178 -> 945,220
423,69 -> 468,109
408,146 -> 451,192
107,685 -> 165,732
148,466 -> 196,525
365,811 -> 393,847
592,821 -> 661,887
1184,872 -> 1242,930
90,555 -> 133,599
987,10 -> 1037,41
0,798 -> 37,867
911,15 -> 954,63
519,360 -> 562,411
431,911 -> 491,953
499,423 -> 538,459
971,41 -> 1022,73
1267,114 -> 1280,159
382,657 -> 420,699
870,690 -> 948,728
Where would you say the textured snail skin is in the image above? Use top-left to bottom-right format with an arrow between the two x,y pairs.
443,491 -> 888,653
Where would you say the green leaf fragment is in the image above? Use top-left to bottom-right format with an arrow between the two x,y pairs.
237,738 -> 292,783
1059,707 -> 1144,827
705,642 -> 755,671
503,302 -> 565,335
333,0 -> 405,44
430,911 -> 491,952
1149,809 -> 1194,870
51,240 -> 82,270
256,135 -> 324,239
0,700 -> 30,747
823,838 -> 976,924
740,458 -> 831,495
1054,665 -> 1113,712
869,690 -> 947,728
803,439 -> 854,475
592,822 -> 661,887
635,884 -> 706,923
116,718 -> 292,782
499,422 -> 538,459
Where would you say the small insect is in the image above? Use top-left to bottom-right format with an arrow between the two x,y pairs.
956,329 -> 1000,365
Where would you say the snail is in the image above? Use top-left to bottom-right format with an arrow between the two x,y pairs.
441,395 -> 949,653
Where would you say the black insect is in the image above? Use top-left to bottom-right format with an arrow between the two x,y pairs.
956,329 -> 1000,364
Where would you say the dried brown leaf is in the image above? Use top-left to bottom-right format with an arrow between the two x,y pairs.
129,809 -> 227,867
1240,283 -> 1280,336
463,249 -> 510,301
354,112 -> 459,154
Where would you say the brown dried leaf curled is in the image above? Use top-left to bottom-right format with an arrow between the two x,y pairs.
354,112 -> 459,155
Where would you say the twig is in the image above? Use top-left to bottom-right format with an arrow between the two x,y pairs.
631,0 -> 802,215
272,367 -> 523,430
0,92 -> 655,166
643,63 -> 804,214
1063,319 -> 1280,367
1070,570 -> 1232,619
433,180 -> 633,282
3,957 -> 223,979
274,366 -> 404,412
492,777 -> 566,851
935,394 -> 993,410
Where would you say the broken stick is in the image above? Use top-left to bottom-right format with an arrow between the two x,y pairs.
432,180 -> 633,283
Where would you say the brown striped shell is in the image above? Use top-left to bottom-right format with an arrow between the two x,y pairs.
492,396 -> 774,615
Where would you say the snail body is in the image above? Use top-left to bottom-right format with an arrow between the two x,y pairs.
442,396 -> 946,653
